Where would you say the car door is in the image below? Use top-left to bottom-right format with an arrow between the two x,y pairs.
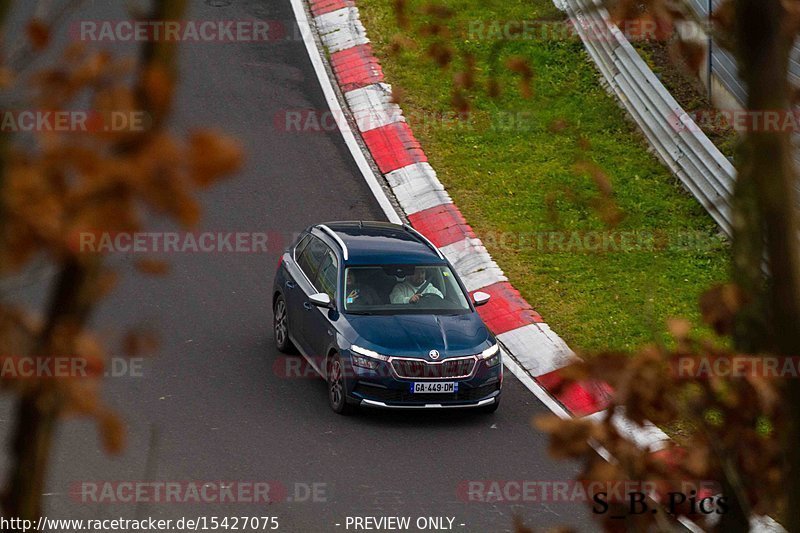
281,234 -> 311,343
289,235 -> 327,356
304,245 -> 339,363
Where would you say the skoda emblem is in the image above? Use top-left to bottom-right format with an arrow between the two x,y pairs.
429,349 -> 440,360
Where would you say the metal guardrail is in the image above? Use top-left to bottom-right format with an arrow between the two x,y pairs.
684,0 -> 800,172
555,1 -> 787,530
554,0 -> 736,236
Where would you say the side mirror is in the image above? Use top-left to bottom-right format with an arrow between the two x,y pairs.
309,293 -> 333,308
473,291 -> 491,307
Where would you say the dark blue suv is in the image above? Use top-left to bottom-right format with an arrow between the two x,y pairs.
272,222 -> 502,415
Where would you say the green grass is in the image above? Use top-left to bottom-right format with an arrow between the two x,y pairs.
358,0 -> 729,353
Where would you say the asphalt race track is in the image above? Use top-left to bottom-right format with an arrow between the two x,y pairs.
0,1 -> 601,531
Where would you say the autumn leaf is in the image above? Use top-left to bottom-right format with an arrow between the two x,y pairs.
421,2 -> 454,19
140,64 -> 175,119
505,56 -> 533,99
99,411 -> 125,454
134,258 -> 170,276
427,41 -> 453,68
670,38 -> 707,76
188,130 -> 243,186
534,416 -> 595,458
699,283 -> 745,335
389,34 -> 416,55
27,19 -> 51,50
451,89 -> 470,114
393,0 -> 409,29
123,328 -> 161,356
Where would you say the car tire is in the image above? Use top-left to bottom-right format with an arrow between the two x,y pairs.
327,353 -> 355,415
273,295 -> 296,353
479,398 -> 500,414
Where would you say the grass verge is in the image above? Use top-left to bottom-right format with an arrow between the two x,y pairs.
357,0 -> 729,353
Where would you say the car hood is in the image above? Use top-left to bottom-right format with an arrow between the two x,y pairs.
347,312 -> 492,358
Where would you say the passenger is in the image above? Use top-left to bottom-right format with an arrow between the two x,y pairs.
346,270 -> 381,305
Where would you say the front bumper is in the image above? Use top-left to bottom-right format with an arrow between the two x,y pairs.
346,351 -> 503,408
360,396 -> 497,409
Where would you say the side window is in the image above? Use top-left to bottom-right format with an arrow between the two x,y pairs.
296,236 -> 328,284
293,234 -> 312,260
315,248 -> 339,299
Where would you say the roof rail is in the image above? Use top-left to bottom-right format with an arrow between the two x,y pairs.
317,224 -> 348,260
403,224 -> 444,260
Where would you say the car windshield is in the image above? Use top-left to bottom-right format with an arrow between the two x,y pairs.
343,265 -> 471,314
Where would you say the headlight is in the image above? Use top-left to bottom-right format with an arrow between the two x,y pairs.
478,343 -> 499,359
484,353 -> 501,367
351,345 -> 389,369
352,354 -> 379,369
479,344 -> 501,367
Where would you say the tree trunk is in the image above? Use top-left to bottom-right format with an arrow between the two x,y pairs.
2,389 -> 60,522
2,259 -> 95,526
1,1 -> 188,524
734,1 -> 800,532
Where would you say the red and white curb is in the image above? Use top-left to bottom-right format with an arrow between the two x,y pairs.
297,0 -> 632,429
291,1 -> 781,529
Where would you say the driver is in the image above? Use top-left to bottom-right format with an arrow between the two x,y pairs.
389,267 -> 443,304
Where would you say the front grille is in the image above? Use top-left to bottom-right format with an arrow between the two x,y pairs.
354,382 -> 499,403
390,357 -> 476,379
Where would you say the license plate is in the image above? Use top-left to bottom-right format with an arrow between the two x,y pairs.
411,382 -> 458,393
